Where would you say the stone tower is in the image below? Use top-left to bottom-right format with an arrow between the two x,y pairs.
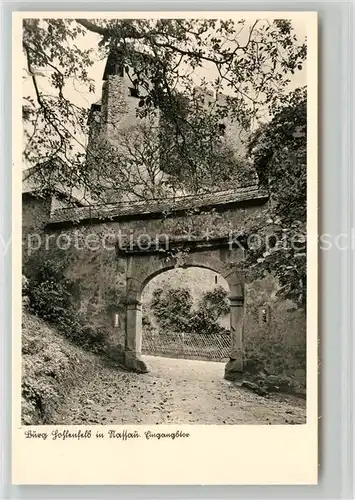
87,48 -> 254,203
88,48 -> 156,144
86,47 -> 163,203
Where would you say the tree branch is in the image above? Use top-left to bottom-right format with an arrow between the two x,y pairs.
75,19 -> 108,36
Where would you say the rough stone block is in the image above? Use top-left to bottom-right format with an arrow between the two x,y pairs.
224,358 -> 244,381
124,351 -> 148,373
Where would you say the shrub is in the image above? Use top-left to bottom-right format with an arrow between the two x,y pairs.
151,286 -> 193,331
142,311 -> 151,327
149,284 -> 230,336
66,324 -> 108,354
27,260 -> 75,325
242,331 -> 306,393
26,260 -> 109,355
28,279 -> 74,327
142,310 -> 159,337
187,309 -> 230,336
198,286 -> 230,321
22,275 -> 29,294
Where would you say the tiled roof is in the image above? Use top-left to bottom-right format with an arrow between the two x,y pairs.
48,185 -> 269,225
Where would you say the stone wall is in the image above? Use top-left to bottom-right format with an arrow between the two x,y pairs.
192,87 -> 251,164
216,92 -> 250,164
22,194 -> 52,272
243,275 -> 306,384
103,75 -> 157,137
22,194 -> 305,362
244,276 -> 306,346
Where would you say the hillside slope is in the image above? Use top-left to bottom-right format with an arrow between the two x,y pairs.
22,310 -> 102,425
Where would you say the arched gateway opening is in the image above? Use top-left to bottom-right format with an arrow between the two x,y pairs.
123,256 -> 245,381
141,267 -> 231,363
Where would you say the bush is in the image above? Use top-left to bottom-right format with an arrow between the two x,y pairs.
187,309 -> 230,336
242,332 -> 306,394
28,280 -> 74,327
22,275 -> 29,293
26,260 -> 109,355
142,310 -> 159,337
149,284 -> 230,336
27,261 -> 75,325
151,286 -> 193,331
198,286 -> 230,321
66,324 -> 108,354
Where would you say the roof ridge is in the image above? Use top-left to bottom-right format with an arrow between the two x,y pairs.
64,184 -> 260,209
49,186 -> 268,225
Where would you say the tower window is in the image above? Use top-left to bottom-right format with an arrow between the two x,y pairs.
129,87 -> 139,98
115,64 -> 124,77
218,123 -> 226,135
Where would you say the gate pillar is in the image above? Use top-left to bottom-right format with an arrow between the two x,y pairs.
224,289 -> 244,381
124,298 -> 148,373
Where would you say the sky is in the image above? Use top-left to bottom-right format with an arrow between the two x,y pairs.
23,17 -> 307,108
22,17 -> 307,169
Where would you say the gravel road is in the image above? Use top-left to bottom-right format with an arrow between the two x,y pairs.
54,355 -> 306,425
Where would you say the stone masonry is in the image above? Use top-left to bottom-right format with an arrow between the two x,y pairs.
22,48 -> 306,380
22,184 -> 305,381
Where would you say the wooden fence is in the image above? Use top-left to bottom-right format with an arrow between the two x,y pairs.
142,330 -> 231,362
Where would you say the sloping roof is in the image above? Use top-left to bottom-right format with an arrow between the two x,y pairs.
48,185 -> 269,225
22,164 -> 94,206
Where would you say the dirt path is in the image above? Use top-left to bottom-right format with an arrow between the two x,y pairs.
54,355 -> 306,425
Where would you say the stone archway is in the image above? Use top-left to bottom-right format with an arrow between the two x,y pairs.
123,255 -> 245,381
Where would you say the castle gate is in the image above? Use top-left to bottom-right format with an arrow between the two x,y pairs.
29,186 -> 269,380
